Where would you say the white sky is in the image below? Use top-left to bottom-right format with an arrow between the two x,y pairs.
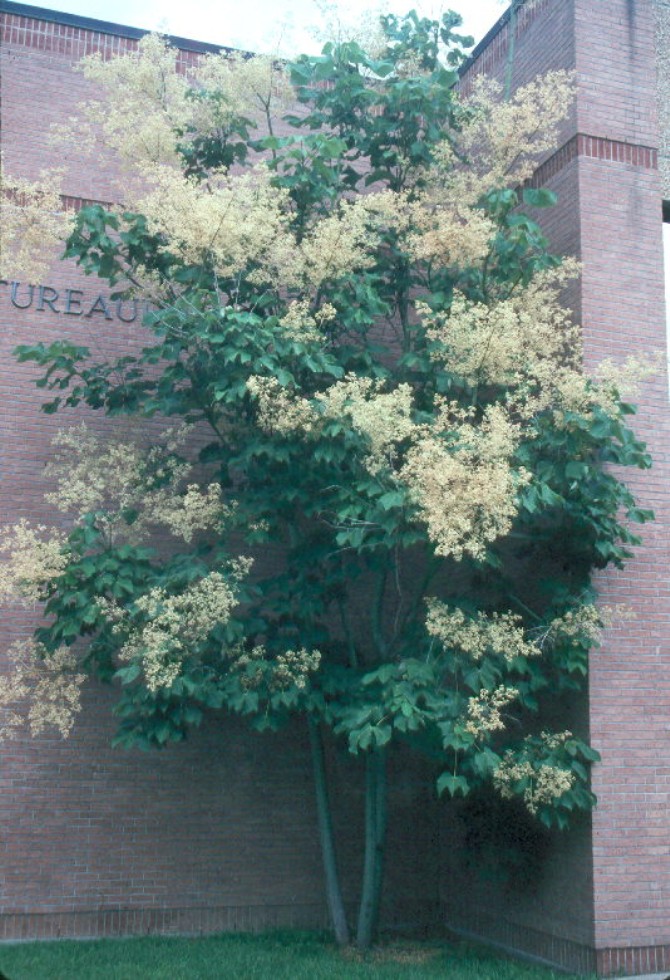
21,0 -> 506,54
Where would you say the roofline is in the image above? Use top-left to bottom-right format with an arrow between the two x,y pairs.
1,0 -> 513,69
459,1 -> 517,77
0,0 -> 230,54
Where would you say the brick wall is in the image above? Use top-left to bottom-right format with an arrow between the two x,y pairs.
578,0 -> 670,961
445,0 -> 670,974
0,1 -> 440,941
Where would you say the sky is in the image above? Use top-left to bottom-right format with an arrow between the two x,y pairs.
22,0 -> 507,54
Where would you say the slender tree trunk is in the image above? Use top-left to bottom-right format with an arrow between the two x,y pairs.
356,747 -> 388,948
307,715 -> 350,946
371,747 -> 388,931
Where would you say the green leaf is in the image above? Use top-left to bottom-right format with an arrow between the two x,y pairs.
114,662 -> 142,685
378,490 -> 405,510
437,773 -> 470,798
522,187 -> 558,208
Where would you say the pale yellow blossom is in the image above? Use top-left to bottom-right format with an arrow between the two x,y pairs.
278,301 -> 337,344
542,603 -> 635,651
540,730 -> 574,751
0,164 -> 73,281
407,200 -> 494,268
231,644 -> 321,691
57,38 -> 293,180
421,263 -> 582,402
0,521 -> 68,605
272,648 -> 322,690
401,404 -> 528,560
319,375 -> 416,471
0,639 -> 85,741
247,372 -> 417,471
116,565 -> 250,691
76,34 -> 192,166
295,193 -> 398,291
129,163 -> 293,283
494,751 -> 575,815
194,51 -> 295,133
143,483 -> 228,543
279,301 -> 322,343
246,376 -> 319,435
464,685 -> 518,738
45,423 -> 226,543
442,71 -> 575,191
426,600 -> 539,663
46,424 -> 148,520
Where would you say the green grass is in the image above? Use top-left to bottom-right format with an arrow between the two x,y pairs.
0,931 -> 595,980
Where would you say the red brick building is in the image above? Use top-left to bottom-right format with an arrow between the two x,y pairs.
0,0 -> 441,949
445,1 -> 670,975
1,0 -> 669,974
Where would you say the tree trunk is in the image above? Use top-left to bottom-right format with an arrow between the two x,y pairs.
356,747 -> 388,948
307,715 -> 350,946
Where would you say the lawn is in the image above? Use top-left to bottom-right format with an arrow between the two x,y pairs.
0,932 -> 595,980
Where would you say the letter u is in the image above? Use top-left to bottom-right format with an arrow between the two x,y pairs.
10,282 -> 34,309
115,299 -> 138,323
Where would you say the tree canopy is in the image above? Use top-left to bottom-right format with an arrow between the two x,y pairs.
0,9 -> 654,947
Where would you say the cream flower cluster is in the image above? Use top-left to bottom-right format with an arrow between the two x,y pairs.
133,164 -> 293,283
77,34 -> 192,166
278,301 -> 337,344
272,648 -> 322,690
76,36 -> 294,168
445,71 -> 576,189
46,424 -> 150,519
407,201 -> 494,269
494,752 -> 575,815
45,423 -> 226,543
246,376 -> 319,436
539,729 -> 574,751
420,248 -> 658,425
143,483 -> 227,544
0,639 -> 85,741
296,194 -> 393,290
0,520 -> 68,606
194,51 -> 295,130
232,645 -> 321,692
320,376 -> 416,470
116,565 -> 250,691
545,605 -> 604,649
248,381 -> 528,558
132,173 -> 399,294
422,271 -> 578,392
401,404 -> 528,560
464,685 -> 519,738
425,600 -> 539,663
0,164 -> 73,282
542,603 -> 634,652
247,373 -> 416,472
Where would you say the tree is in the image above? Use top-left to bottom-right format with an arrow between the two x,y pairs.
0,10 -> 654,948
